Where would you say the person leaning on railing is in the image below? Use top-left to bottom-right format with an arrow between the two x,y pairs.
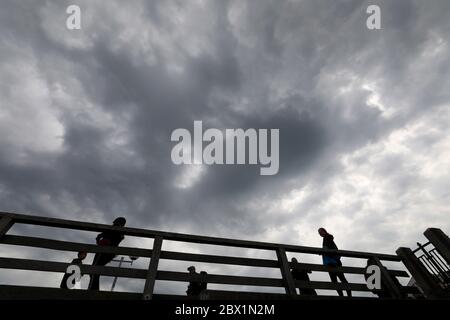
88,217 -> 126,291
186,266 -> 201,297
186,266 -> 209,299
290,258 -> 317,296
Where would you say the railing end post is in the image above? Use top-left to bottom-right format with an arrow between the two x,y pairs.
424,228 -> 450,266
396,247 -> 444,299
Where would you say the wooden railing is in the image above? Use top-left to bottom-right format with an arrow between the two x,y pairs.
0,211 -> 419,300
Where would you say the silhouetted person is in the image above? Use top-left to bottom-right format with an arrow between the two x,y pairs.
290,258 -> 317,296
186,266 -> 202,297
199,271 -> 208,292
364,257 -> 405,298
318,227 -> 352,297
88,217 -> 126,291
199,271 -> 208,300
60,251 -> 87,289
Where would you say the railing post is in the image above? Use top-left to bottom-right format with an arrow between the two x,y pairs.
0,217 -> 14,240
372,257 -> 404,298
143,236 -> 163,300
396,247 -> 444,299
424,228 -> 450,266
276,248 -> 297,296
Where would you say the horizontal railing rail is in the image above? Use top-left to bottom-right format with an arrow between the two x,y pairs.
2,235 -> 153,257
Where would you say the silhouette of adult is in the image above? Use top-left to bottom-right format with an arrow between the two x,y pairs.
186,266 -> 202,297
290,258 -> 317,296
199,271 -> 209,300
88,217 -> 126,291
199,271 -> 208,292
318,227 -> 352,297
60,251 -> 87,289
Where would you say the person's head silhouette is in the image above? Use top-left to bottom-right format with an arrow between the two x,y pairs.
318,227 -> 328,237
78,251 -> 87,260
113,217 -> 126,227
187,266 -> 196,274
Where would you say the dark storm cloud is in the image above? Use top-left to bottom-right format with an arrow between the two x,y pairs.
1,0 -> 450,290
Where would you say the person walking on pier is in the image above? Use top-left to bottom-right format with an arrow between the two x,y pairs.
318,227 -> 352,297
88,217 -> 126,291
199,271 -> 208,300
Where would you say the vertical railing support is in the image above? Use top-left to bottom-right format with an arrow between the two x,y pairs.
276,248 -> 297,296
143,236 -> 163,300
424,228 -> 450,266
396,247 -> 444,299
0,216 -> 14,240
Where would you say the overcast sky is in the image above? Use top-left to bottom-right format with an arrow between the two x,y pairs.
1,0 -> 449,295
